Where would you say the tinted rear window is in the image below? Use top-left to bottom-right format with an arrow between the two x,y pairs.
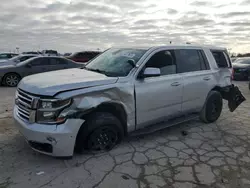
211,50 -> 231,68
175,49 -> 208,73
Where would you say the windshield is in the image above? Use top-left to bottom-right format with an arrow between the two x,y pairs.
235,58 -> 250,64
85,48 -> 146,77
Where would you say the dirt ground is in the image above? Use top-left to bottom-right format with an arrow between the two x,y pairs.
0,81 -> 250,188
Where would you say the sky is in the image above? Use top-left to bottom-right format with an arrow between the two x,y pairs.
0,0 -> 250,53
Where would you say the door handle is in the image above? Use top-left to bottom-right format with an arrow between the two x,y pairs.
171,82 -> 181,86
203,77 -> 211,81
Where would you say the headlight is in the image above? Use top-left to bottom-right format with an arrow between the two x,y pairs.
38,99 -> 71,109
36,98 -> 72,124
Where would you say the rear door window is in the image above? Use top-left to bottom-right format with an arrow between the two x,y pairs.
49,58 -> 61,65
175,49 -> 206,73
31,58 -> 49,66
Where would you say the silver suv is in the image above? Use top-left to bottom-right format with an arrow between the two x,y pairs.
13,45 -> 245,157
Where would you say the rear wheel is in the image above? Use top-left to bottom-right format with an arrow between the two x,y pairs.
200,91 -> 223,123
75,112 -> 124,153
3,73 -> 20,87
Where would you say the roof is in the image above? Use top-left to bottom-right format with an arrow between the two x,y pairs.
109,44 -> 227,51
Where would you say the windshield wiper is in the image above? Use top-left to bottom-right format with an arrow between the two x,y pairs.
83,67 -> 109,75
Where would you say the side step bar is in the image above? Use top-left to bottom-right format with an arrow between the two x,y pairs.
130,113 -> 199,137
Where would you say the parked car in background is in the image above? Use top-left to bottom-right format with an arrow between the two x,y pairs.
232,57 -> 250,80
13,45 -> 245,157
0,53 -> 18,61
64,53 -> 72,57
231,57 -> 238,63
67,51 -> 100,63
42,50 -> 58,56
22,51 -> 42,55
0,56 -> 81,87
0,54 -> 38,65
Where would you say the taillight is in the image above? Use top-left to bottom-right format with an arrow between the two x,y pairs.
231,68 -> 234,81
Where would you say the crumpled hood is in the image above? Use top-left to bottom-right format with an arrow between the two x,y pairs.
18,68 -> 118,96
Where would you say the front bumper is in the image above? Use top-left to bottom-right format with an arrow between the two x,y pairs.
13,106 -> 84,157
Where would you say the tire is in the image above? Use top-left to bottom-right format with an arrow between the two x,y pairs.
3,73 -> 21,87
200,91 -> 223,123
75,112 -> 124,153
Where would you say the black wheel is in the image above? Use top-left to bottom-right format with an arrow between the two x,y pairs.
3,73 -> 20,87
87,125 -> 118,150
200,91 -> 223,123
75,112 -> 124,153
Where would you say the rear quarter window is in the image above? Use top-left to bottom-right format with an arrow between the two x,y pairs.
211,50 -> 232,68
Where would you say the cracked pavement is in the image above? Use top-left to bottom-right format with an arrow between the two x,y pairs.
0,81 -> 250,188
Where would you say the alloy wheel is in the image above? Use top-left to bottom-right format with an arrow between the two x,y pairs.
6,75 -> 19,86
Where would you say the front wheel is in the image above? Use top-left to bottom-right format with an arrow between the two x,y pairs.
200,91 -> 223,123
75,112 -> 124,153
3,73 -> 21,87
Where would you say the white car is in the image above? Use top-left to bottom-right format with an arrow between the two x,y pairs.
13,45 -> 245,157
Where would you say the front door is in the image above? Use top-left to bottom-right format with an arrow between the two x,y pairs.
135,50 -> 183,129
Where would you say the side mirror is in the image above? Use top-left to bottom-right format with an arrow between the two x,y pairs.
143,67 -> 161,78
26,64 -> 32,68
127,59 -> 136,67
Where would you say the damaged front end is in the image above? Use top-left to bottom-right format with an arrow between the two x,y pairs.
221,84 -> 246,112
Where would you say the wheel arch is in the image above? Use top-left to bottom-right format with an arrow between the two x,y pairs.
81,102 -> 128,135
211,85 -> 229,100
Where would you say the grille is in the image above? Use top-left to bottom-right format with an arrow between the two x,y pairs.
16,89 -> 37,122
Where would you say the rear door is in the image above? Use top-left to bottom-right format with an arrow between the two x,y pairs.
49,58 -> 77,70
174,49 -> 213,113
48,58 -> 65,71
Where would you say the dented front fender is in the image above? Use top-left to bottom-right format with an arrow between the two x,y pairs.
55,82 -> 136,132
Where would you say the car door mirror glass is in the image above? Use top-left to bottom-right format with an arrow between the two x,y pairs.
143,67 -> 161,77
